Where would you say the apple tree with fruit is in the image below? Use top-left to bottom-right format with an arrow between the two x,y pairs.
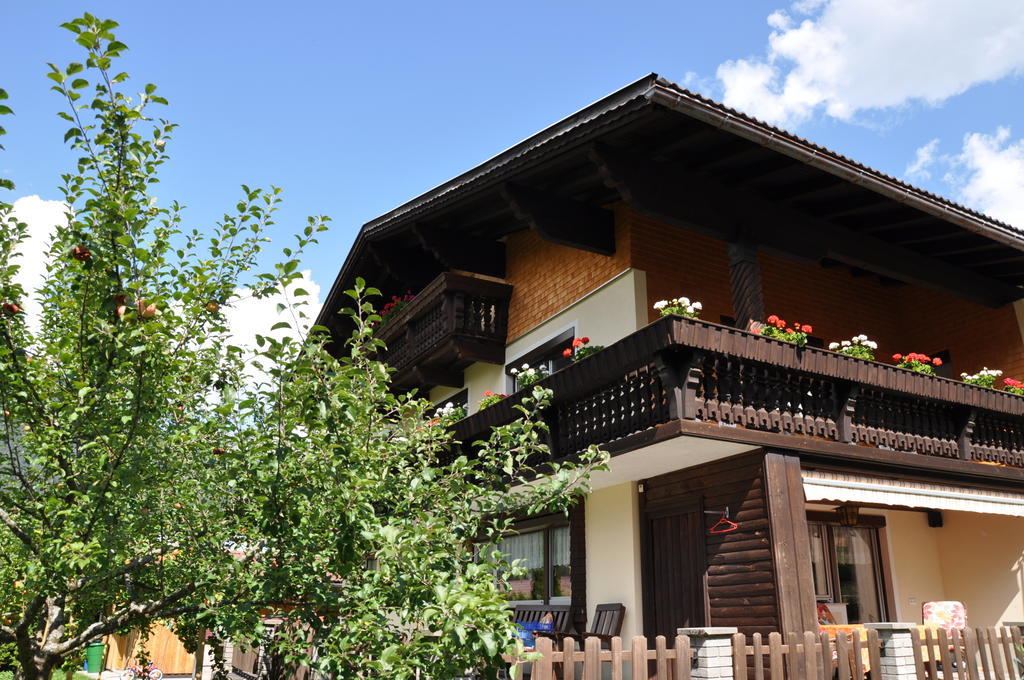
0,15 -> 604,680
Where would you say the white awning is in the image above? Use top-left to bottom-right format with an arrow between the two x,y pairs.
802,470 -> 1024,517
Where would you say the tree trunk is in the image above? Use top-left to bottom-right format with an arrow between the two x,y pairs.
14,642 -> 60,680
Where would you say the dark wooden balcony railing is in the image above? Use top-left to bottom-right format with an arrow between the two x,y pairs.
376,272 -> 512,391
455,315 -> 1024,472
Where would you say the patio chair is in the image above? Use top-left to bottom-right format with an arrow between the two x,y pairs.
535,603 -> 626,647
512,603 -> 573,634
922,601 -> 967,631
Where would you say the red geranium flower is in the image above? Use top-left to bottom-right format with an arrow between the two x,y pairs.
775,320 -> 786,329
932,357 -> 943,366
581,337 -> 590,343
572,338 -> 584,348
801,325 -> 812,333
483,390 -> 494,396
563,348 -> 573,357
767,315 -> 779,324
892,354 -> 903,362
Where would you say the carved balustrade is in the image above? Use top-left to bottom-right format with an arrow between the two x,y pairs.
453,316 -> 1024,468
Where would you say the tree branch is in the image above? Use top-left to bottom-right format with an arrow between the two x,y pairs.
54,583 -> 199,655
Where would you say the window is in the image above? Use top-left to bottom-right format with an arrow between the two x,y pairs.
506,329 -> 575,392
497,517 -> 571,604
808,519 -> 886,624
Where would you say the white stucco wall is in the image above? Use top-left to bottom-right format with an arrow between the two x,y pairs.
504,268 -> 648,381
881,509 -> 1024,626
585,482 -> 645,639
882,510 -> 947,623
934,512 -> 1024,626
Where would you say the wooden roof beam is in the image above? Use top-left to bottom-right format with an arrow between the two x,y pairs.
501,182 -> 616,255
367,242 -> 440,290
413,224 -> 506,279
589,144 -> 1023,307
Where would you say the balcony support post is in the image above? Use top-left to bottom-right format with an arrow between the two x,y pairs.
655,349 -> 704,421
958,407 -> 977,460
836,383 -> 860,444
728,238 -> 766,330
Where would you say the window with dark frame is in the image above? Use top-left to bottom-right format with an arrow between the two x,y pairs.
497,515 -> 571,605
506,329 -> 575,392
808,518 -> 887,624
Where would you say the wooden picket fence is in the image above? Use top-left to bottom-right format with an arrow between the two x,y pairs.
911,626 -> 1024,680
503,626 -> 1024,680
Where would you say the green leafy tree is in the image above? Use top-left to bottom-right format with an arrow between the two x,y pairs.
0,15 -> 605,680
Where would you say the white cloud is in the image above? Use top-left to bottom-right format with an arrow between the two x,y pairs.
948,128 -> 1024,229
221,270 -> 323,387
717,0 -> 1024,127
7,195 -> 69,330
904,139 -> 940,182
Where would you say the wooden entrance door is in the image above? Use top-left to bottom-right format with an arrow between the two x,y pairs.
641,502 -> 707,638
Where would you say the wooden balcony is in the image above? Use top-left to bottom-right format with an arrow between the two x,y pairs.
376,272 -> 512,391
455,315 -> 1024,475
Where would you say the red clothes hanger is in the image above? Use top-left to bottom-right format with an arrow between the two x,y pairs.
708,509 -> 739,534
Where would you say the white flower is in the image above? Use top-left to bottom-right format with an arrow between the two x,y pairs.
653,300 -> 667,310
521,363 -> 530,370
829,342 -> 839,350
692,301 -> 702,310
510,368 -> 519,375
526,368 -> 536,376
866,341 -> 878,349
679,297 -> 690,306
841,340 -> 851,347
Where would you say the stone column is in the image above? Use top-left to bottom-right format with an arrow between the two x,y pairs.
678,627 -> 738,680
864,623 -> 918,680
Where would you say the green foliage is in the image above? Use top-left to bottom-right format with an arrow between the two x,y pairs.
0,642 -> 15,671
0,14 -> 606,680
477,392 -> 507,410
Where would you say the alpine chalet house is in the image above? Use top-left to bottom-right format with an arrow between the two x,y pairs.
315,75 -> 1024,640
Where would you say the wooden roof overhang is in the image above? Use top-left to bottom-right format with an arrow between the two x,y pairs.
317,74 -> 1024,338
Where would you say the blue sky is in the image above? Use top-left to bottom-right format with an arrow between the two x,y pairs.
4,0 -> 1024,308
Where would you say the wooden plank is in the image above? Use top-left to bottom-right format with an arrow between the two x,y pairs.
564,636 -> 578,680
866,628 -> 882,680
938,629 -> 956,680
769,633 -> 784,680
818,631 -> 831,680
978,628 -> 994,680
611,635 -> 623,680
535,636 -> 554,680
656,636 -> 669,680
852,631 -> 866,680
784,632 -> 799,680
674,635 -> 691,680
960,628 -> 979,680
764,454 -> 818,634
912,627 -> 927,680
924,626 -> 939,680
752,633 -> 765,680
835,631 -> 851,680
584,636 -> 600,680
997,628 -> 1016,680
802,632 -> 818,680
732,633 -> 746,680
632,636 -> 647,680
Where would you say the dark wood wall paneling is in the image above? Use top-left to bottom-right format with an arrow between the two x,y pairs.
641,452 -> 780,637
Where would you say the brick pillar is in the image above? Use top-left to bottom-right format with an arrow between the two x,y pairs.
864,623 -> 917,680
678,627 -> 738,680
